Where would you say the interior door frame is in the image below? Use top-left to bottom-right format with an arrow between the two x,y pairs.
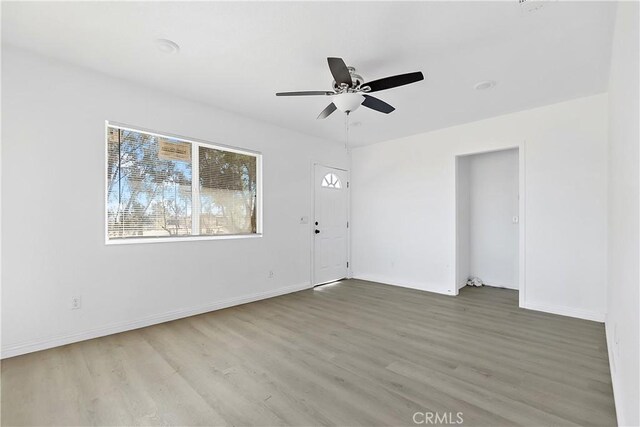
310,162 -> 351,286
454,142 -> 526,308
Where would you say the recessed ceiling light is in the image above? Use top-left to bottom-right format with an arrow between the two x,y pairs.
155,38 -> 180,54
474,80 -> 497,91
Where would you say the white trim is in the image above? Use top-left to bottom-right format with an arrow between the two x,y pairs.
355,275 -> 604,322
518,142 -> 527,308
482,282 -> 519,290
256,153 -> 263,234
309,161 -> 315,286
106,233 -> 263,245
107,121 -> 261,156
104,121 -> 262,245
346,147 -> 353,280
522,301 -> 605,322
311,162 -> 350,286
1,282 -> 312,360
453,143 -> 526,303
353,275 -> 452,296
454,155 -> 465,294
191,141 -> 200,234
605,318 -> 624,427
104,121 -> 110,244
346,168 -> 352,279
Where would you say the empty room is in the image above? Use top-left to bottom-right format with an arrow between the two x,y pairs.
1,1 -> 638,426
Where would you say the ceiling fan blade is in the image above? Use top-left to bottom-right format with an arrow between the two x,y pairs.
363,71 -> 424,93
276,91 -> 334,96
317,103 -> 337,119
327,57 -> 353,86
361,95 -> 395,114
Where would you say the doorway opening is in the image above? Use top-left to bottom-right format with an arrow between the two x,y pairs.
456,147 -> 523,298
312,164 -> 349,286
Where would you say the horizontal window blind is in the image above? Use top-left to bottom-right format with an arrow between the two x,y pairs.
199,146 -> 257,235
106,125 -> 260,242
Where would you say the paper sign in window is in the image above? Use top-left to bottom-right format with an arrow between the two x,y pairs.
159,138 -> 191,162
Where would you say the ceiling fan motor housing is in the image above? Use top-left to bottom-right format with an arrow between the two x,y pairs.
332,66 -> 364,91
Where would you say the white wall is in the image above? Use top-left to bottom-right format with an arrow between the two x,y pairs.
462,148 -> 519,289
605,3 -> 639,426
352,94 -> 608,321
0,47 -> 348,358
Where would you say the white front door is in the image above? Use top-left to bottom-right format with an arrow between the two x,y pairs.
313,164 -> 348,285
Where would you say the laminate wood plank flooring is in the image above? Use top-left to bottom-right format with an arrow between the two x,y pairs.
1,280 -> 616,426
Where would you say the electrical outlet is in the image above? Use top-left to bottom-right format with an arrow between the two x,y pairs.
71,296 -> 81,310
268,270 -> 274,279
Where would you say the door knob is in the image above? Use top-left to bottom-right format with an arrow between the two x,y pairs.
315,229 -> 320,234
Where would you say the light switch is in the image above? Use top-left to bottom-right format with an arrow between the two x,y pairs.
512,216 -> 519,224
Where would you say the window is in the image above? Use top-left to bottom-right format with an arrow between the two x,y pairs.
106,123 -> 261,243
321,173 -> 342,189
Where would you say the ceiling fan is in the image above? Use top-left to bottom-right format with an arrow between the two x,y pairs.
276,57 -> 424,119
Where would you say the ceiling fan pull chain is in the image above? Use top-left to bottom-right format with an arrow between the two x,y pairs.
345,111 -> 350,150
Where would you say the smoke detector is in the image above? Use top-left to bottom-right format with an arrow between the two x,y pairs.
474,80 -> 497,91
155,39 -> 180,54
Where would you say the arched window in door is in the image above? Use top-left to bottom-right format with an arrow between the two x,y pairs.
321,173 -> 342,189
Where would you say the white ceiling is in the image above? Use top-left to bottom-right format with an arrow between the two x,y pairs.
2,1 -> 616,145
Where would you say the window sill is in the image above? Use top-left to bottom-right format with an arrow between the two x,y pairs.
105,233 -> 263,246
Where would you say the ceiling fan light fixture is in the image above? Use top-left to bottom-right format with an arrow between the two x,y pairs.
333,93 -> 364,113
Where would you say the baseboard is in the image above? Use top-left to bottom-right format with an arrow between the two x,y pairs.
353,275 -> 454,296
521,301 -> 605,322
605,318 -> 624,426
355,276 -> 603,321
483,282 -> 519,290
597,318 -> 634,426
1,282 -> 312,359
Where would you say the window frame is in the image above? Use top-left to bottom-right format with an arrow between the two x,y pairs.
104,121 -> 263,245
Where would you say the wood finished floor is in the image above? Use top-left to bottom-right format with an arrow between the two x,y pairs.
1,280 -> 616,426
